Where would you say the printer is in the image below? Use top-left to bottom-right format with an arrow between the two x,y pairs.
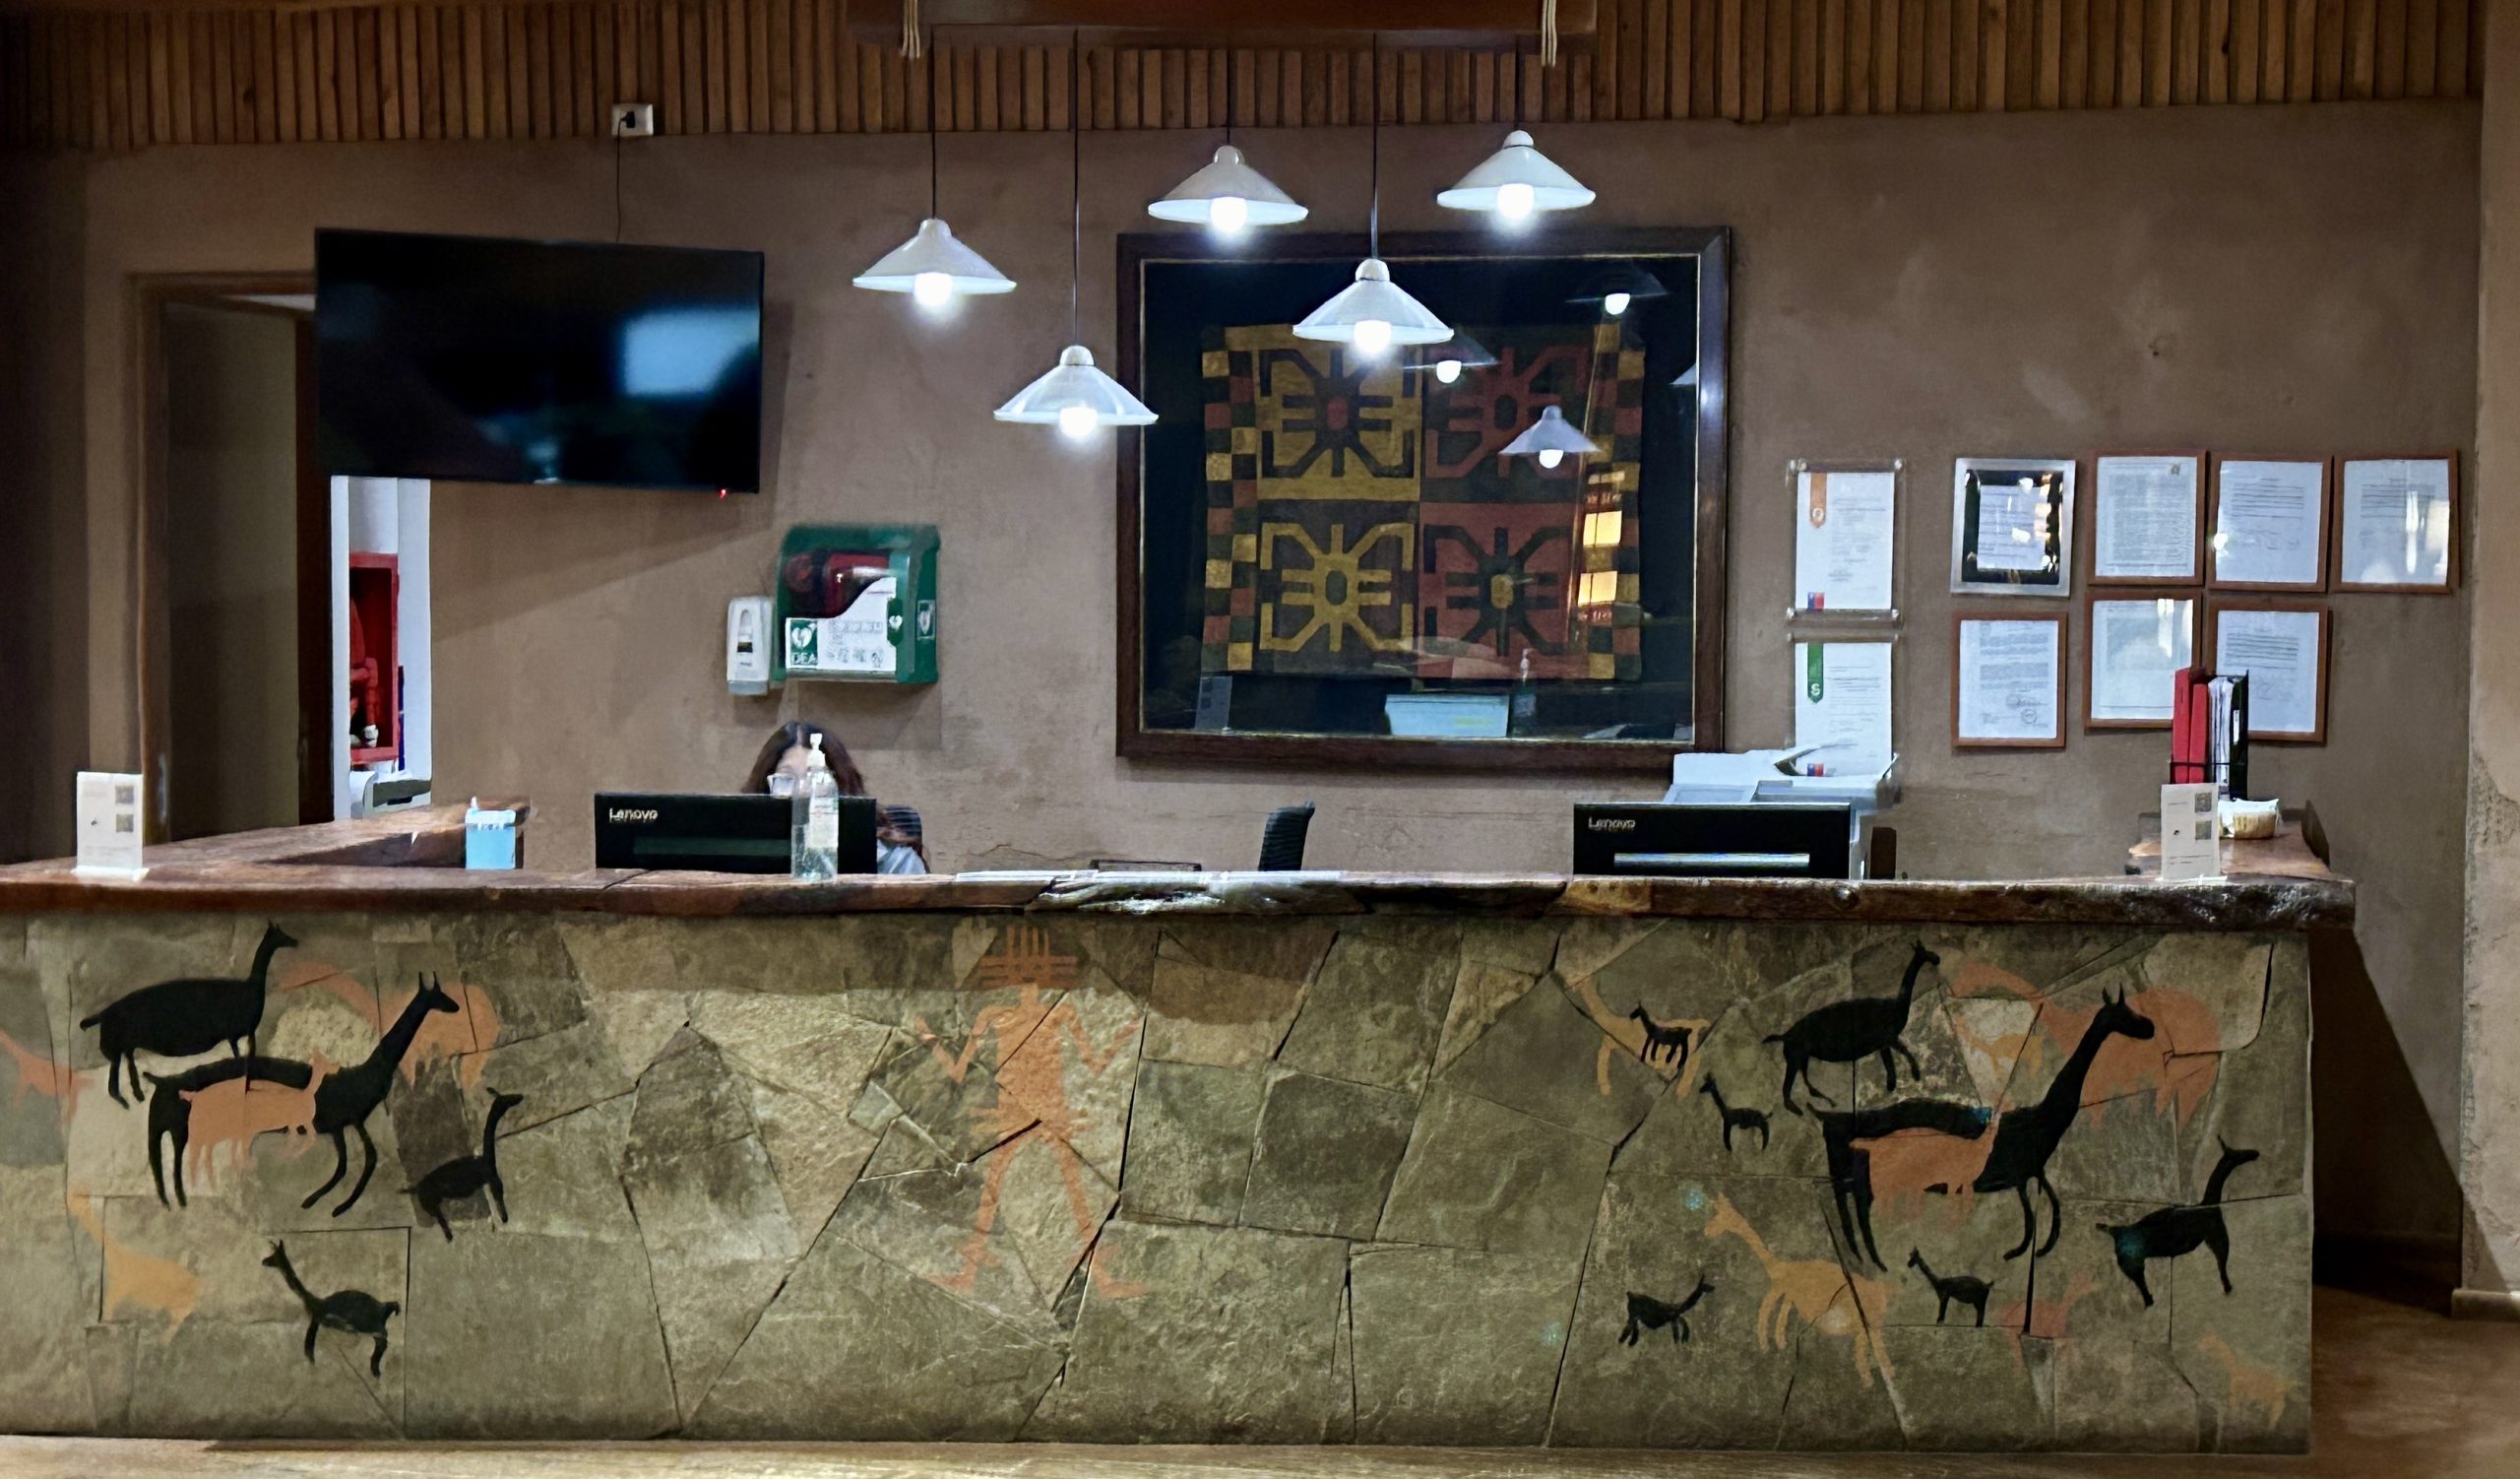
1661,745 -> 1900,878
1572,746 -> 1901,880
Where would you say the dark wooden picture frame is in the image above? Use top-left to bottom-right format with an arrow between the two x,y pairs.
2331,453 -> 2461,593
2082,589 -> 2201,732
1113,226 -> 1732,771
2208,456 -> 2330,593
2207,599 -> 2331,744
2085,449 -> 2207,588
1951,611 -> 2067,750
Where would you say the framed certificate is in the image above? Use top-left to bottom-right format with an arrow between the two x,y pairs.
1950,458 -> 2075,597
1791,460 -> 1900,616
1792,637 -> 1896,777
2209,601 -> 2330,743
1952,613 -> 2066,750
2084,591 -> 2199,731
2088,451 -> 2205,586
2334,455 -> 2458,592
2209,458 -> 2329,592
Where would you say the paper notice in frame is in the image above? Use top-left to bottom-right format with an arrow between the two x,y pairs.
2159,782 -> 2224,882
1951,458 -> 2075,595
1793,465 -> 1897,613
75,770 -> 147,878
2091,453 -> 2204,583
1792,640 -> 1895,777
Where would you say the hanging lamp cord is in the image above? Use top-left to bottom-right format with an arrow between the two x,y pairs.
902,0 -> 922,60
1540,0 -> 1559,68
1071,32 -> 1083,348
1367,34 -> 1380,260
927,41 -> 939,218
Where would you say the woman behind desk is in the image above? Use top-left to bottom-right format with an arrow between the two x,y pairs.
742,721 -> 930,874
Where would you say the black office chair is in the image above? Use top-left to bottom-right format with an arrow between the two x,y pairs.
1256,803 -> 1315,871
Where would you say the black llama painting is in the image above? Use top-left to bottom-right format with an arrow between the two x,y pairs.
1907,1249 -> 1993,1326
1698,1076 -> 1770,1153
1766,941 -> 1936,1115
142,1055 -> 318,1207
1629,1008 -> 1692,1068
264,1241 -> 399,1377
301,975 -> 459,1216
1973,990 -> 2155,1257
1618,1275 -> 1714,1347
82,923 -> 295,1105
407,1088 -> 526,1240
2099,1138 -> 2260,1307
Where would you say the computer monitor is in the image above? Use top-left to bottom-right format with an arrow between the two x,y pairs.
595,793 -> 878,874
1572,802 -> 1858,879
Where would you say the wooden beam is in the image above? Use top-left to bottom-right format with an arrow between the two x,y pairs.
846,0 -> 1602,48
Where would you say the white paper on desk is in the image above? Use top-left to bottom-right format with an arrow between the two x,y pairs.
2338,457 -> 2453,587
2159,782 -> 2224,882
1794,469 -> 1896,611
1956,618 -> 2060,742
2089,596 -> 2194,724
1792,640 -> 1894,777
2213,460 -> 2326,586
2215,607 -> 2324,737
2093,455 -> 2200,580
75,770 -> 146,877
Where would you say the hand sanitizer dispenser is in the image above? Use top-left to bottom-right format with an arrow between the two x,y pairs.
726,596 -> 774,696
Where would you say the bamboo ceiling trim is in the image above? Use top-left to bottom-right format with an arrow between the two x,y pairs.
0,0 -> 2485,151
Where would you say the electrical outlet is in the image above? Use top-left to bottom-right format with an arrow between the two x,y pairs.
610,101 -> 656,138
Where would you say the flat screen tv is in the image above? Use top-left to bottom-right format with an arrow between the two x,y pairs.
317,228 -> 765,492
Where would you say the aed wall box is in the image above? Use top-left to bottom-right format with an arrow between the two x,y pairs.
775,524 -> 940,685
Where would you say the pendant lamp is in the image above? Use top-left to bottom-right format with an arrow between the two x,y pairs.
998,38 -> 1157,439
1500,405 -> 1600,471
1438,43 -> 1595,221
1568,263 -> 1668,318
855,49 -> 1014,306
1411,331 -> 1498,385
1294,37 -> 1450,357
1150,51 -> 1306,235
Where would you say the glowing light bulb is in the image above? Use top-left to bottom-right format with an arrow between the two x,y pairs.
1433,358 -> 1463,384
1057,404 -> 1099,441
1353,318 -> 1393,355
1537,448 -> 1565,471
1603,290 -> 1632,317
1209,195 -> 1249,234
912,271 -> 955,308
1496,180 -> 1537,221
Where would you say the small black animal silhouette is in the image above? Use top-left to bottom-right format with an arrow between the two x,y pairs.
407,1088 -> 526,1241
264,1240 -> 399,1376
81,923 -> 295,1106
2098,1138 -> 2261,1308
301,974 -> 459,1217
141,1054 -> 316,1207
1765,941 -> 1937,1115
1630,1008 -> 1692,1068
1618,1274 -> 1714,1346
1698,1076 -> 1771,1153
1907,1249 -> 1992,1326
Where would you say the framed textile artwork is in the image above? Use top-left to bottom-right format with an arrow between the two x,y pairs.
1119,228 -> 1731,768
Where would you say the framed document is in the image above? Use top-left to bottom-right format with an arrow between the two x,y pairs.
1791,460 -> 1899,616
2089,451 -> 2205,586
1950,458 -> 2074,597
2085,592 -> 2199,730
1953,614 -> 2065,749
2209,458 -> 2329,591
1792,637 -> 1895,777
2209,601 -> 2330,743
2334,455 -> 2458,592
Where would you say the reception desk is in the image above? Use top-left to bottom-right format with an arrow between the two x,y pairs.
0,807 -> 2336,1450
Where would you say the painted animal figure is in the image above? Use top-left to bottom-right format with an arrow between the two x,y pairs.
2098,1138 -> 2260,1307
1629,1008 -> 1692,1069
1767,941 -> 1938,1115
66,1192 -> 199,1340
0,1028 -> 85,1113
1618,1274 -> 1714,1346
1998,1269 -> 2097,1370
1907,1249 -> 1992,1326
143,1055 -> 316,1207
263,1241 -> 399,1377
163,1055 -> 334,1191
2195,1330 -> 2291,1428
1699,1076 -> 1770,1153
81,923 -> 295,1106
406,1089 -> 526,1241
1705,1191 -> 1891,1386
1967,962 -> 2222,1125
1972,988 -> 2157,1259
1814,1098 -> 1991,1268
300,975 -> 459,1217
284,970 -> 498,1089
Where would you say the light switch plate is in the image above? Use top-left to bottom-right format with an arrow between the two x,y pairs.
609,101 -> 656,138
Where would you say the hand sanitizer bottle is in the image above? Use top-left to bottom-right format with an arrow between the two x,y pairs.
791,735 -> 841,880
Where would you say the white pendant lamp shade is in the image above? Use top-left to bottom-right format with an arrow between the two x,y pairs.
852,218 -> 1016,300
1500,405 -> 1600,470
1293,258 -> 1451,354
1436,130 -> 1596,218
1414,331 -> 1498,384
995,345 -> 1157,439
1149,146 -> 1309,230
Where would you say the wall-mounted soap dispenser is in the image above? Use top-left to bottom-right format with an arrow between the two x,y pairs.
726,595 -> 775,695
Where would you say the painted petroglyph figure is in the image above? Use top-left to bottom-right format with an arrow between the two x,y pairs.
1698,1075 -> 1770,1153
284,968 -> 499,1089
1815,1099 -> 1991,1267
2195,1329 -> 2292,1428
300,975 -> 459,1216
1618,1274 -> 1714,1347
2100,1138 -> 2260,1306
0,1028 -> 84,1113
83,922 -> 295,1105
1974,989 -> 2156,1258
145,1055 -> 318,1207
1768,941 -> 1936,1114
407,1088 -> 526,1241
1907,1249 -> 1992,1326
264,1240 -> 399,1377
66,1192 -> 199,1340
1628,1007 -> 1692,1068
1705,1191 -> 1891,1386
161,1054 -> 334,1190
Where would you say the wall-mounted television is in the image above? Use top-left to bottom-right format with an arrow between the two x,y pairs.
316,228 -> 765,493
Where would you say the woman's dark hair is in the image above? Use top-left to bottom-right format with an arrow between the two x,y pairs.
743,721 -> 916,850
